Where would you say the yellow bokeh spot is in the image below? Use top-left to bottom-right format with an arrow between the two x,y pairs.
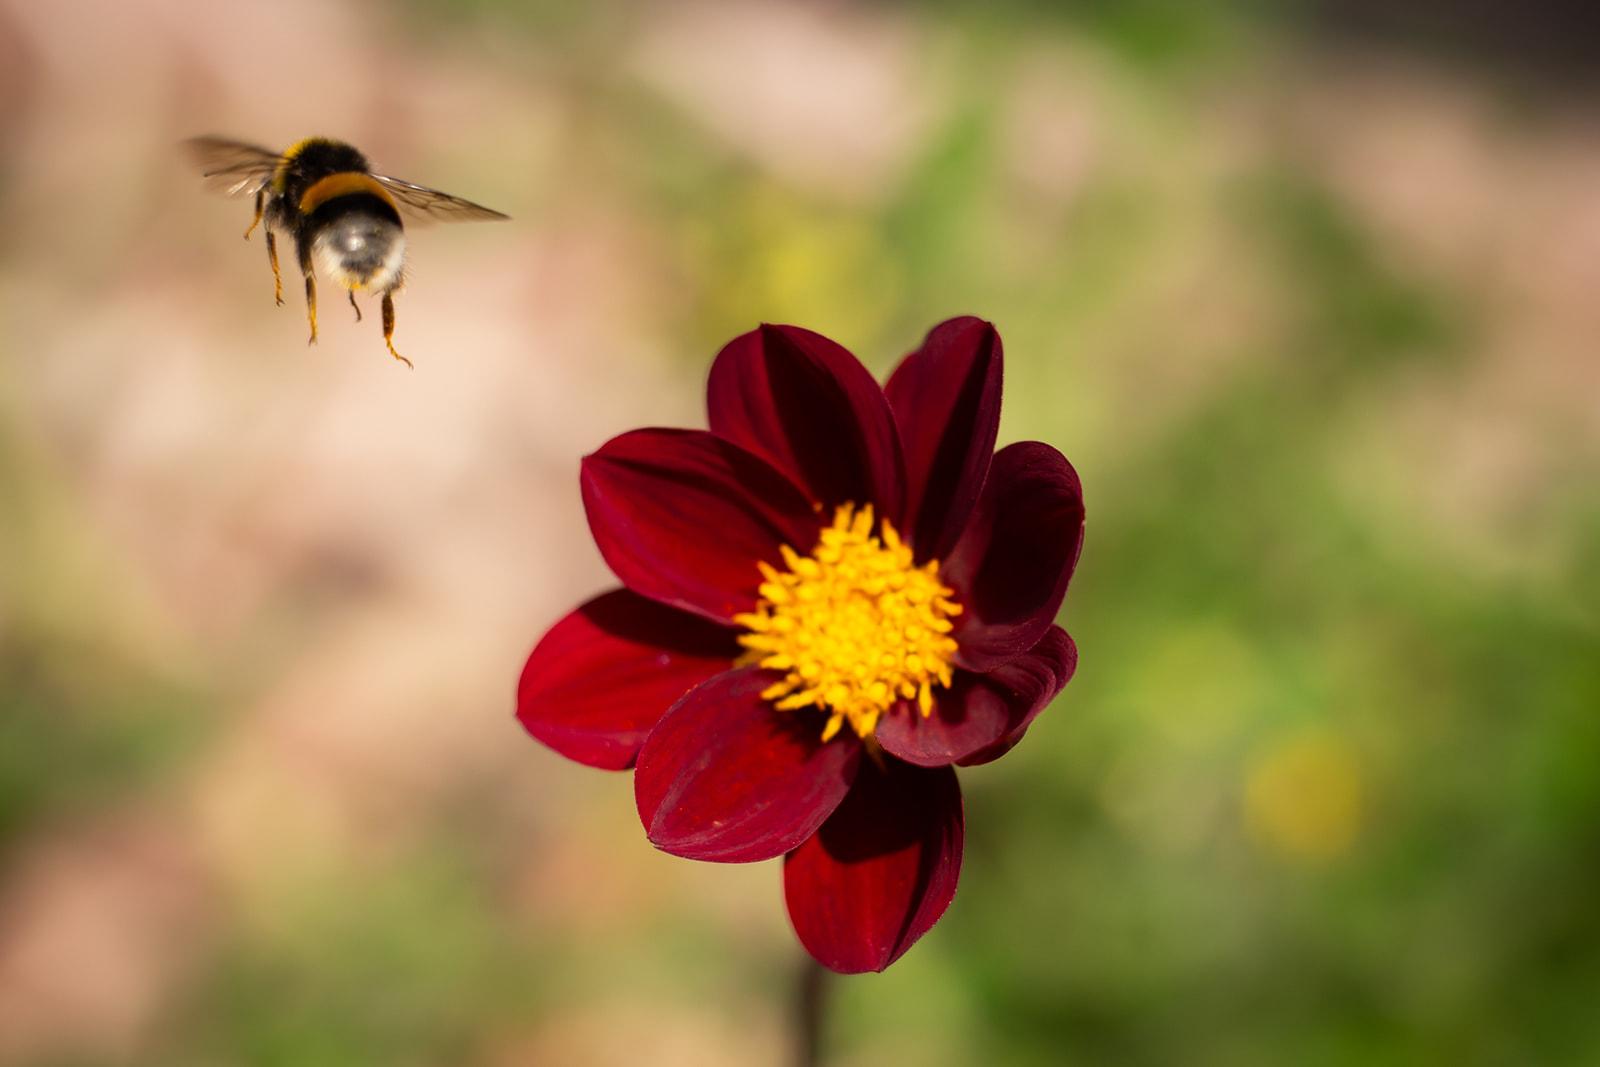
1244,730 -> 1364,862
735,504 -> 961,742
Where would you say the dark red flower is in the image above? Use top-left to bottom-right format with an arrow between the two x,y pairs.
518,318 -> 1084,973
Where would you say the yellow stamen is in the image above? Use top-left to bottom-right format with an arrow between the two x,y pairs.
736,503 -> 962,741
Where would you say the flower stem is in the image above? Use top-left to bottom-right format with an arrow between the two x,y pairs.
795,952 -> 829,1067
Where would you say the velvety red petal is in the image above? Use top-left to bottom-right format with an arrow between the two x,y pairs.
784,759 -> 963,974
516,589 -> 740,771
942,441 -> 1085,672
635,668 -> 861,863
876,626 -> 1076,768
953,627 -> 1081,767
883,317 -> 1003,562
582,428 -> 822,623
706,324 -> 905,519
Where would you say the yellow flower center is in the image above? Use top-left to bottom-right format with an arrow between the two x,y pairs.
734,503 -> 962,742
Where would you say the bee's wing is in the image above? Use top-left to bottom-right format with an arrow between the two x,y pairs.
371,173 -> 510,224
184,135 -> 282,198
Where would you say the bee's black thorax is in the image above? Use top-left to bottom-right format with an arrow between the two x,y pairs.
272,138 -> 371,207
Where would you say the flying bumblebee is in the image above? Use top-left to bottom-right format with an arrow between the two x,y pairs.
186,135 -> 509,368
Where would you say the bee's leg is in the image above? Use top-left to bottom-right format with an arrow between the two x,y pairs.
381,291 -> 412,369
265,230 -> 284,306
347,289 -> 362,323
298,240 -> 318,345
243,187 -> 265,240
304,275 -> 318,343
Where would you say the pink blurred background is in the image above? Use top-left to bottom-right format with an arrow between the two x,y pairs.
4,0 -> 1600,1063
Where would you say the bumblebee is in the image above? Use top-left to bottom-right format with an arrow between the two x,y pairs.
186,135 -> 508,368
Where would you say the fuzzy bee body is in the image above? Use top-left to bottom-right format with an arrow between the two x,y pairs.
306,191 -> 405,292
186,135 -> 508,367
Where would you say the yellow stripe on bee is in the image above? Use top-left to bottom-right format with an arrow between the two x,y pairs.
298,172 -> 398,216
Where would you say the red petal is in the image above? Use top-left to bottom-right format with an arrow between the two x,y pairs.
961,627 -> 1078,767
516,590 -> 740,771
707,324 -> 905,519
784,759 -> 963,974
582,428 -> 822,623
635,669 -> 861,863
884,317 -> 1003,562
876,627 -> 1076,768
942,441 -> 1085,672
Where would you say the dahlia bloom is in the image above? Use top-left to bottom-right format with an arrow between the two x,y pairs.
518,317 -> 1084,973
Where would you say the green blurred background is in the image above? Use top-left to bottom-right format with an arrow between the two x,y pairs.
3,0 -> 1599,1063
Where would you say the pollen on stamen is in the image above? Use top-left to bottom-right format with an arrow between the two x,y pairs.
735,503 -> 962,741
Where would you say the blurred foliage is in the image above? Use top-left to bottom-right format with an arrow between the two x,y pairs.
902,0 -> 1267,69
0,636 -> 198,860
1248,169 -> 1462,385
0,419 -> 204,863
174,844 -> 527,1067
